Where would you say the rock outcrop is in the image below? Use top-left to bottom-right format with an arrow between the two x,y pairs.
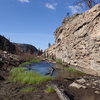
0,50 -> 22,80
45,4 -> 100,76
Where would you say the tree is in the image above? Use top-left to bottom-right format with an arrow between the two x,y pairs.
3,40 -> 9,51
66,12 -> 70,17
48,43 -> 51,47
76,0 -> 100,8
38,48 -> 43,56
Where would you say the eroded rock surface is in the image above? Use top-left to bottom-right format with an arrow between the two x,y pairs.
45,4 -> 100,76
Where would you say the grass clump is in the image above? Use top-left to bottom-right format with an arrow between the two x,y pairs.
45,86 -> 55,93
64,67 -> 85,74
20,87 -> 33,93
8,67 -> 52,85
19,57 -> 41,67
30,58 -> 41,63
19,62 -> 31,67
55,58 -> 62,64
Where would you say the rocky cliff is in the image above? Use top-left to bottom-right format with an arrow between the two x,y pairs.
45,4 -> 100,76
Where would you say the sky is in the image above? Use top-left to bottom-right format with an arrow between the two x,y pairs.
0,0 -> 97,50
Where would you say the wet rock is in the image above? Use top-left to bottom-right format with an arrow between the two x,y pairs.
69,82 -> 86,89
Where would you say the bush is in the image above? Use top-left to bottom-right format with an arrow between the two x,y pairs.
19,53 -> 36,61
8,67 -> 52,85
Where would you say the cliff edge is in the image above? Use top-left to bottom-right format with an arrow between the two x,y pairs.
45,4 -> 100,76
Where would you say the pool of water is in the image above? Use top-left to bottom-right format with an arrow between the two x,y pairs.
26,62 -> 56,76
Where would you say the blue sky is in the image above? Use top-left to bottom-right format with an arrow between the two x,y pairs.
0,0 -> 94,50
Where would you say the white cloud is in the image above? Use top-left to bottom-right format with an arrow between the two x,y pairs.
45,3 -> 57,10
69,5 -> 82,14
18,0 -> 30,3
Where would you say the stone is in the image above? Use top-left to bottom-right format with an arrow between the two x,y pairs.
94,91 -> 100,94
93,82 -> 97,86
76,78 -> 86,84
94,80 -> 100,84
86,83 -> 91,86
69,82 -> 86,89
45,4 -> 100,76
92,86 -> 95,89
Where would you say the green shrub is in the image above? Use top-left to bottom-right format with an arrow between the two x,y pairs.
20,87 -> 33,93
8,67 -> 52,85
45,86 -> 55,93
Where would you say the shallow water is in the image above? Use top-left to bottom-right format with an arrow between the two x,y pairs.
25,62 -> 100,100
26,62 -> 56,76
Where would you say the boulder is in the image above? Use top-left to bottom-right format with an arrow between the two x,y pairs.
69,82 -> 86,89
76,78 -> 86,84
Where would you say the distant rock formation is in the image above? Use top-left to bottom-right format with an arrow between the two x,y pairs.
0,35 -> 38,54
45,4 -> 100,76
14,43 -> 38,55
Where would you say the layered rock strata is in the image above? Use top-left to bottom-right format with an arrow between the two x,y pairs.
45,4 -> 100,76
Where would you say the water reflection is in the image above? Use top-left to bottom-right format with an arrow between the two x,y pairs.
26,62 -> 56,76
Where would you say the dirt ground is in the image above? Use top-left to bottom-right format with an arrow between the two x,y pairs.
0,74 -> 100,100
0,80 -> 59,100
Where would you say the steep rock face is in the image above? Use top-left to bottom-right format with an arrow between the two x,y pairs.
45,4 -> 100,76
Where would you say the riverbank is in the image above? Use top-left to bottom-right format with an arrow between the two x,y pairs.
0,73 -> 100,100
0,51 -> 100,100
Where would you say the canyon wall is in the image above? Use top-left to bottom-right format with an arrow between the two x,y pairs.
45,4 -> 100,76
